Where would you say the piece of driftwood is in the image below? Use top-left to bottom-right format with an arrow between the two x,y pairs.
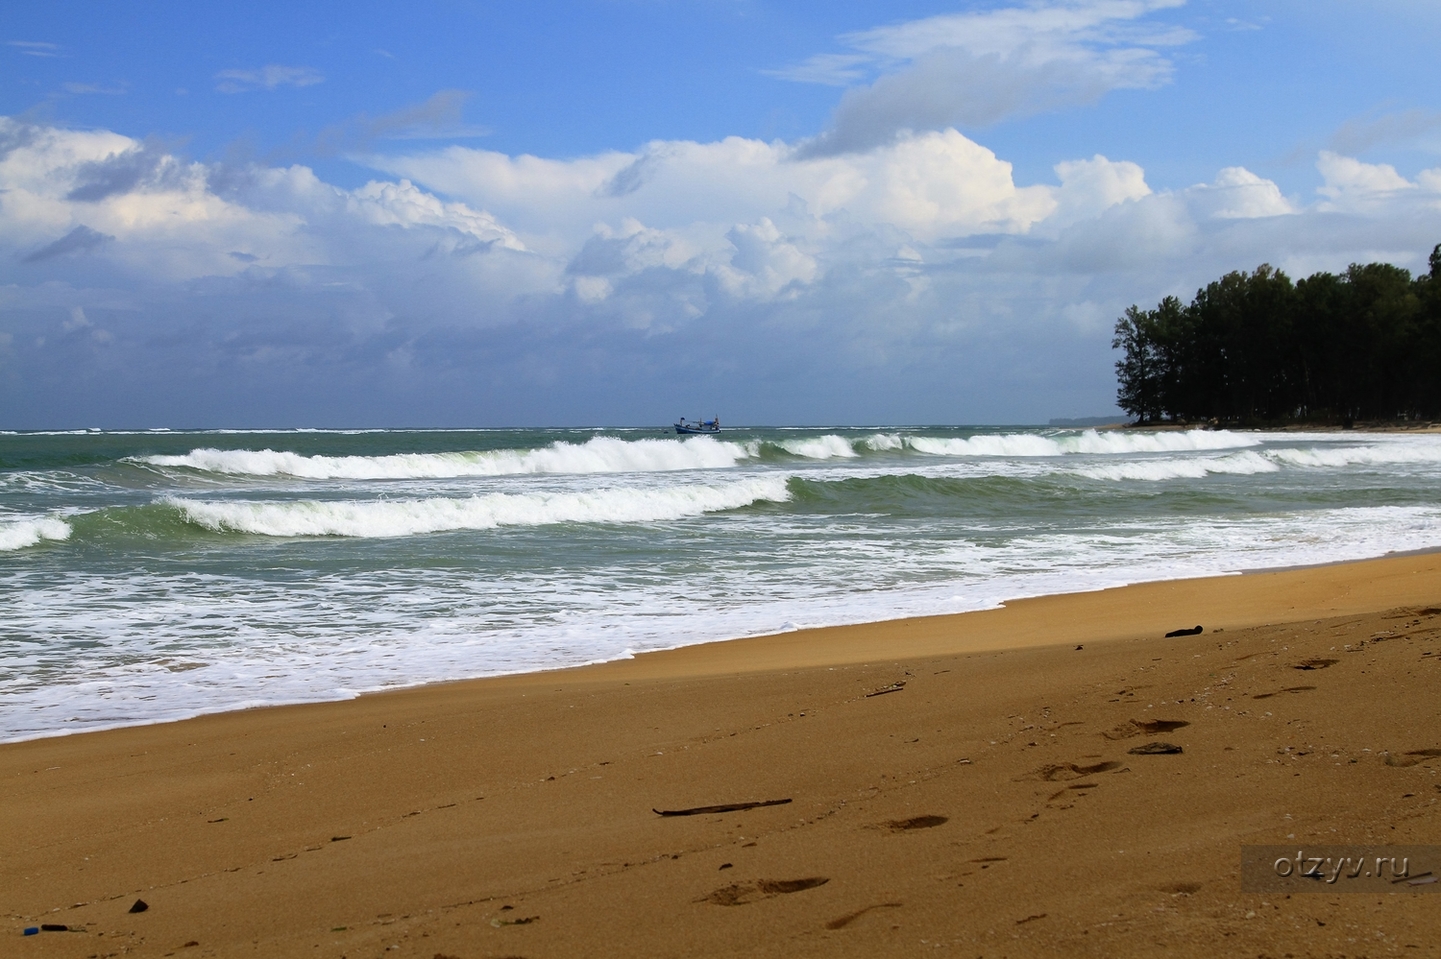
865,681 -> 906,697
1165,625 -> 1203,637
653,798 -> 792,817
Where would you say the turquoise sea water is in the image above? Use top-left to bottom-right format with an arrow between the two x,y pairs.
3,426 -> 1440,742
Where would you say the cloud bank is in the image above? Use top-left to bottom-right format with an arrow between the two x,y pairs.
1,112 -> 1439,427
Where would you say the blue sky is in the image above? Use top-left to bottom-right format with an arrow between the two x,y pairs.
3,0 -> 1440,427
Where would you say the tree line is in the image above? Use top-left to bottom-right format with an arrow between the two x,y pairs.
1113,244 -> 1441,425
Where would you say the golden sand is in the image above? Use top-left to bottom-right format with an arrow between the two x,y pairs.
4,552 -> 1440,957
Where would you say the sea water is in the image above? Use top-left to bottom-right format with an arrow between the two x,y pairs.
2,426 -> 1439,742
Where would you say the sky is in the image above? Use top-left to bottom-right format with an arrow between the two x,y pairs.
3,0 -> 1441,428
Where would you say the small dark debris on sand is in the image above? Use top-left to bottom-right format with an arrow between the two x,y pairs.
1295,658 -> 1339,670
1128,741 -> 1183,755
1165,625 -> 1203,637
653,798 -> 792,816
128,899 -> 149,914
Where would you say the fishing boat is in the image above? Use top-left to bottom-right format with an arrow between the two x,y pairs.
675,417 -> 720,435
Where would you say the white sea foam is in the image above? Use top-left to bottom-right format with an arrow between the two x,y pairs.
906,429 -> 1259,458
863,433 -> 905,451
1062,429 -> 1260,454
906,433 -> 1061,457
1076,451 -> 1280,482
7,501 -> 1440,743
1267,441 -> 1441,470
168,476 -> 792,537
8,426 -> 1441,743
777,435 -> 859,459
139,435 -> 755,480
0,515 -> 72,551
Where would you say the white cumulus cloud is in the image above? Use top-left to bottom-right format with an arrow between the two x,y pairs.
1,111 -> 1439,427
775,0 -> 1196,155
215,65 -> 324,93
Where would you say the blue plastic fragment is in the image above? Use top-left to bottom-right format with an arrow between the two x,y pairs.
23,927 -> 39,936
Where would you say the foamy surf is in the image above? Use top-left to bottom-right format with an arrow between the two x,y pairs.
777,435 -> 860,459
0,514 -> 72,551
5,425 -> 1441,743
139,435 -> 756,480
167,476 -> 792,537
1075,450 -> 1280,482
906,428 -> 1260,458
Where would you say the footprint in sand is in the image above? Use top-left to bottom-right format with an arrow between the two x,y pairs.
1046,783 -> 1099,805
1294,658 -> 1340,670
1127,741 -> 1183,755
701,877 -> 829,906
1384,749 -> 1441,768
1102,719 -> 1190,741
1252,685 -> 1316,699
1159,881 -> 1203,895
878,815 -> 948,832
1025,761 -> 1121,782
825,902 -> 902,929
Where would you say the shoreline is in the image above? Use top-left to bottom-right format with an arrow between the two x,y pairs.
5,549 -> 1439,956
11,541 -> 1441,743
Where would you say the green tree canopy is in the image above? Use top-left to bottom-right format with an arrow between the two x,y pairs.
1114,245 -> 1441,425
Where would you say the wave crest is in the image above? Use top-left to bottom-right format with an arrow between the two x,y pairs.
907,429 -> 1259,458
0,515 -> 72,551
167,477 -> 791,538
1076,451 -> 1279,481
138,435 -> 755,480
777,435 -> 859,459
1268,441 -> 1441,469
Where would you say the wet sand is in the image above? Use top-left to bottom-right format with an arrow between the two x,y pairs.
4,551 -> 1440,957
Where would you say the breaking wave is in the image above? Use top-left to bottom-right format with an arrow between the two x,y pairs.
132,428 -> 1277,482
1267,441 -> 1441,469
138,435 -> 757,480
0,515 -> 72,551
906,429 -> 1259,457
167,476 -> 791,538
1075,451 -> 1280,482
776,435 -> 859,459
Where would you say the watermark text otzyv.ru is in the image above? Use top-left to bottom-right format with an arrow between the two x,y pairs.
1241,845 -> 1440,893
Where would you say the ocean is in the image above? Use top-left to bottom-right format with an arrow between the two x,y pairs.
3,426 -> 1439,743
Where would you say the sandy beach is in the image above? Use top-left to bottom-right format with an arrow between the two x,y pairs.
5,552 -> 1440,958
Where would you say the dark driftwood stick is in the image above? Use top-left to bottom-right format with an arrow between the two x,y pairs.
653,798 -> 792,817
1165,625 -> 1203,637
